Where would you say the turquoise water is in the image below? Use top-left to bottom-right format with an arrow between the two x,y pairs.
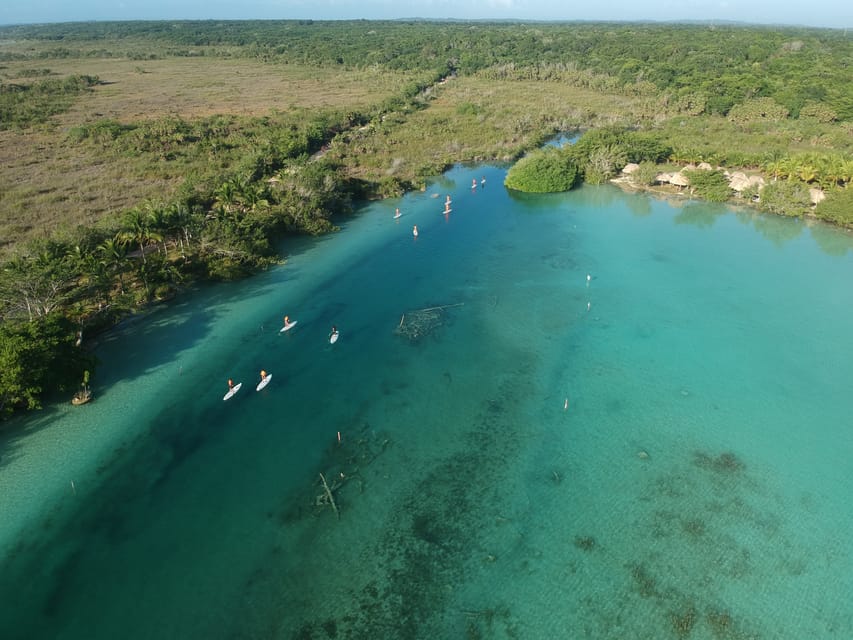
1,166 -> 852,639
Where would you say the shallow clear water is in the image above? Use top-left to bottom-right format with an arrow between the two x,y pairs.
2,167 -> 852,639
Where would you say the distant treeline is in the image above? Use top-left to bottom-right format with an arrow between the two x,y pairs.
2,21 -> 851,121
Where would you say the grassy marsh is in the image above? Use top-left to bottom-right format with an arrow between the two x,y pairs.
0,56 -> 417,254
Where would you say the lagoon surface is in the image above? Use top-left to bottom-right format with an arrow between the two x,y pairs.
1,166 -> 852,639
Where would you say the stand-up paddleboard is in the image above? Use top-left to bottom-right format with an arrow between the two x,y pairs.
256,374 -> 272,391
279,320 -> 298,333
443,208 -> 452,214
329,331 -> 339,344
223,382 -> 242,401
393,212 -> 402,219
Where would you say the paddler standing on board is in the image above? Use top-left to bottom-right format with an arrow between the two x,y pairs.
260,369 -> 267,382
228,378 -> 234,390
283,315 -> 291,327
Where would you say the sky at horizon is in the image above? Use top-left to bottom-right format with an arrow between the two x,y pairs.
1,0 -> 851,30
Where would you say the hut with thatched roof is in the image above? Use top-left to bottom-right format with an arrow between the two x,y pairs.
668,172 -> 690,187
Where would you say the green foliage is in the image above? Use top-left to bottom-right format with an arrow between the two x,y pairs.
376,176 -> 407,199
728,97 -> 789,125
0,74 -> 99,129
572,127 -> 672,184
672,92 -> 708,116
757,180 -> 813,217
631,162 -> 662,187
683,169 -> 733,202
68,119 -> 133,143
0,240 -> 82,322
798,101 -> 838,123
3,22 -> 849,122
0,314 -> 94,417
504,148 -> 579,193
456,102 -> 482,117
574,127 -> 672,166
814,187 -> 853,226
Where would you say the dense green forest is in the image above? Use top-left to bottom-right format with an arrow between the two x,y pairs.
3,21 -> 851,119
0,20 -> 851,418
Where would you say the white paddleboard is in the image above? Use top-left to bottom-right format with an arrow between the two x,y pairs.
329,332 -> 339,344
443,208 -> 452,214
223,382 -> 242,401
279,320 -> 298,333
393,212 -> 402,219
256,374 -> 272,391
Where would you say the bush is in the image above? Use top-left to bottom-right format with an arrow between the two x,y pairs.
0,314 -> 94,417
798,101 -> 837,123
683,169 -> 732,202
504,148 -> 580,193
377,175 -> 406,198
573,127 -> 671,168
631,162 -> 661,187
815,187 -> 853,225
757,180 -> 812,217
728,98 -> 789,125
583,146 -> 627,184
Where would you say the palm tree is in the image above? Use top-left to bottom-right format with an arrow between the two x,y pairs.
214,179 -> 244,214
164,203 -> 196,259
98,235 -> 128,295
840,159 -> 853,188
144,202 -> 171,257
240,183 -> 270,212
120,208 -> 163,264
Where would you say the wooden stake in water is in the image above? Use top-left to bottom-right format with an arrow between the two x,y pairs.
319,472 -> 339,519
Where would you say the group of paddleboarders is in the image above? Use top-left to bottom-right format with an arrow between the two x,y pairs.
401,175 -> 487,238
224,317 -> 339,396
228,176 -> 490,396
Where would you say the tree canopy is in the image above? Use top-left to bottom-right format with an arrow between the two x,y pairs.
504,148 -> 580,193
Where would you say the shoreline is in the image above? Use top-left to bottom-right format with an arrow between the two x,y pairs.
609,169 -> 848,231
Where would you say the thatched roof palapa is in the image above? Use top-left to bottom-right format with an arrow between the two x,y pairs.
669,172 -> 690,187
